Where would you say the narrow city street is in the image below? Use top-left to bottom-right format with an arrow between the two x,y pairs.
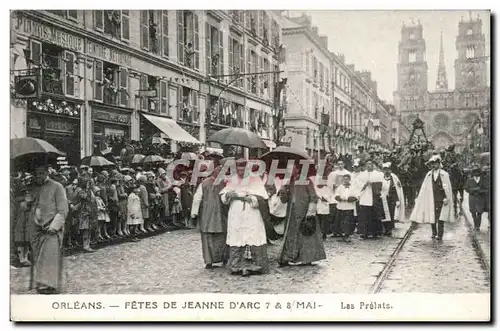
11,223 -> 412,295
379,215 -> 490,293
10,214 -> 490,295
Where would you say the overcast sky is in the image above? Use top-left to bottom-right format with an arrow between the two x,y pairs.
293,10 -> 490,103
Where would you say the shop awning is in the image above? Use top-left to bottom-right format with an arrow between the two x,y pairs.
142,114 -> 201,145
263,139 -> 277,150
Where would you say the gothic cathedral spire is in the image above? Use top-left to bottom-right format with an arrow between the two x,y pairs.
436,30 -> 448,90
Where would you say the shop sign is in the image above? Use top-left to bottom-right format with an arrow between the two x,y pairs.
13,13 -> 84,53
45,118 -> 75,133
28,117 -> 41,130
93,109 -> 130,125
87,41 -> 132,67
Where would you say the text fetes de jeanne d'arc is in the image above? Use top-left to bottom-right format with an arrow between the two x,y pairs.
13,13 -> 132,67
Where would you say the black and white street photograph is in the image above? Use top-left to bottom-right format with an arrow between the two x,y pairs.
8,7 -> 491,321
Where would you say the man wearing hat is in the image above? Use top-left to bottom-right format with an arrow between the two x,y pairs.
410,155 -> 454,240
464,165 -> 488,231
380,162 -> 405,237
29,161 -> 69,294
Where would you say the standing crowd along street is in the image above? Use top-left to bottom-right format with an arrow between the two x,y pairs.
10,142 -> 490,294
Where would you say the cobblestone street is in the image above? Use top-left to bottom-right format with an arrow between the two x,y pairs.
11,209 -> 490,295
11,223 -> 411,295
379,215 -> 490,293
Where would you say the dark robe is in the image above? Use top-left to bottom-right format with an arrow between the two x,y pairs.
465,176 -> 488,214
29,179 -> 68,292
279,180 -> 326,265
197,177 -> 227,264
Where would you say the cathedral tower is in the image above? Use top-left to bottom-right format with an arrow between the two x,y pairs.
455,14 -> 487,91
394,20 -> 428,114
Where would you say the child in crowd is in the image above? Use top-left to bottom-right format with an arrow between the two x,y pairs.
127,185 -> 143,241
334,174 -> 358,243
94,186 -> 111,240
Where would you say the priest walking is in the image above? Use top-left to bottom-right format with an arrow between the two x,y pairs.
29,162 -> 69,294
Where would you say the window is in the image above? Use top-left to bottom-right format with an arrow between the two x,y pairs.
467,28 -> 473,35
141,11 -> 170,58
206,23 -> 224,76
177,10 -> 199,69
159,80 -> 169,116
262,57 -> 270,98
312,57 -> 318,82
466,45 -> 475,59
305,53 -> 310,75
178,86 -> 198,122
319,62 -> 324,89
305,88 -> 310,117
94,60 -> 129,107
94,10 -> 129,41
262,11 -> 270,44
271,20 -> 280,51
409,32 -> 415,40
47,10 -> 78,21
434,113 -> 450,129
228,37 -> 244,88
246,49 -> 258,94
409,50 -> 417,63
30,40 -> 78,97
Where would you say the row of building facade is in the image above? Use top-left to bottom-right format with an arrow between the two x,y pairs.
10,10 -> 397,165
280,13 -> 394,156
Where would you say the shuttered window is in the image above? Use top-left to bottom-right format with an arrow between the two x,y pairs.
121,10 -> 130,42
140,10 -> 149,50
177,11 -> 184,64
64,51 -> 76,97
94,60 -> 103,101
159,80 -> 168,115
94,10 -> 104,31
119,68 -> 128,107
162,11 -> 169,58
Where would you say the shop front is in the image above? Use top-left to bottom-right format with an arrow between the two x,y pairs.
26,100 -> 82,165
91,104 -> 132,155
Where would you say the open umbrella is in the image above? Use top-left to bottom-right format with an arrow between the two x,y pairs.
11,137 -> 65,159
122,154 -> 145,165
142,155 -> 165,165
180,152 -> 197,161
260,146 -> 311,164
81,156 -> 115,167
207,128 -> 267,149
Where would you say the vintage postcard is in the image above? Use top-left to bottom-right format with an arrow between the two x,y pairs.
9,8 -> 491,322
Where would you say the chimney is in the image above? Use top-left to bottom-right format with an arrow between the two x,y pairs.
312,26 -> 319,36
338,53 -> 345,63
319,36 -> 328,49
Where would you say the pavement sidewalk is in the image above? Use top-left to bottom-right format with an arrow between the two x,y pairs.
461,191 -> 490,273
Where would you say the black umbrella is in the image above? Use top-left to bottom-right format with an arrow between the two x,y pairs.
142,155 -> 165,165
81,156 -> 115,167
11,137 -> 65,160
207,128 -> 267,149
122,154 -> 145,165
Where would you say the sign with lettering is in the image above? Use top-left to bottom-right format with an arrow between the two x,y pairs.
87,41 -> 132,67
92,110 -> 131,125
13,13 -> 84,53
45,118 -> 76,133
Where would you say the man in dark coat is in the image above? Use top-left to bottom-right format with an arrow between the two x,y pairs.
464,166 -> 489,231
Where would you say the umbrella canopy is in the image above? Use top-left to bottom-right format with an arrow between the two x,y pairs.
81,156 -> 115,167
142,155 -> 165,164
151,136 -> 168,145
207,128 -> 267,149
122,154 -> 145,165
11,137 -> 65,160
180,152 -> 197,161
260,146 -> 311,164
